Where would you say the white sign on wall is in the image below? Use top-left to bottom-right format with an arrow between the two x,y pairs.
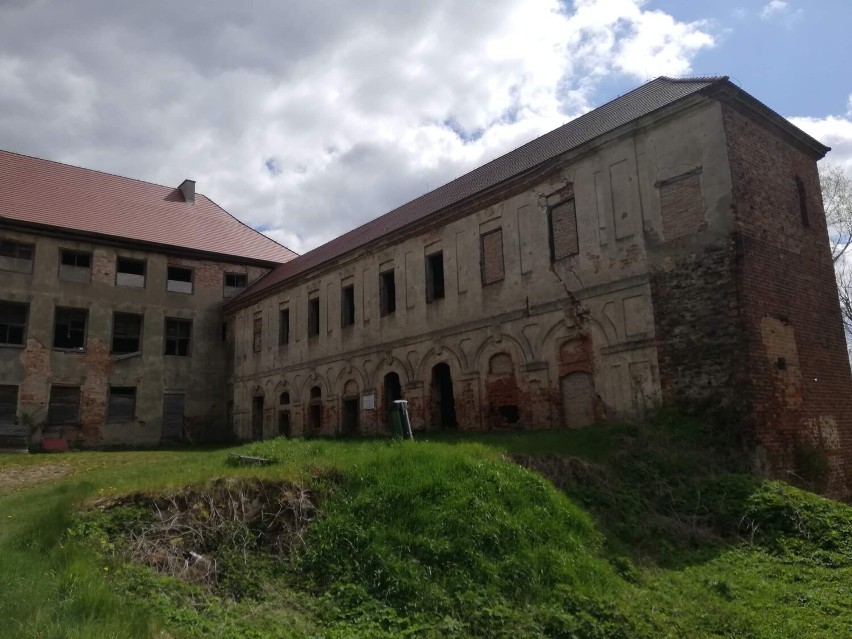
362,392 -> 376,410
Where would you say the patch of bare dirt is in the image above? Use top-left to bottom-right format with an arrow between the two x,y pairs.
0,463 -> 72,494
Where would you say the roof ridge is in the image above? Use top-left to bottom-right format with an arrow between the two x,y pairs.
0,148 -> 182,195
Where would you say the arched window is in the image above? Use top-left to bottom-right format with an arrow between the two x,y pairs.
280,391 -> 290,405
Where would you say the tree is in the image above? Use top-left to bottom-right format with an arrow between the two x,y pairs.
819,163 -> 852,347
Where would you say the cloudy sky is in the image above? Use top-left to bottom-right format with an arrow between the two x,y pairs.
1,0 -> 850,255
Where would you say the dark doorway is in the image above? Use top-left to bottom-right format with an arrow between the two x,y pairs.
251,395 -> 264,440
383,372 -> 402,431
341,398 -> 359,436
431,363 -> 457,429
307,386 -> 322,436
0,385 -> 25,449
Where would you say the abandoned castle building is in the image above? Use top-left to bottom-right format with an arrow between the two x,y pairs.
0,153 -> 295,448
2,76 -> 851,494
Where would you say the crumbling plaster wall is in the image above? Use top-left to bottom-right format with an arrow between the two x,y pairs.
0,229 -> 267,446
229,98 -> 733,440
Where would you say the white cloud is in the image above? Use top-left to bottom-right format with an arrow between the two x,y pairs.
789,111 -> 852,177
0,0 -> 716,254
761,1 -> 788,19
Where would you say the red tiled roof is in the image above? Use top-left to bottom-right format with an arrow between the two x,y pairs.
0,151 -> 297,265
226,76 -> 729,308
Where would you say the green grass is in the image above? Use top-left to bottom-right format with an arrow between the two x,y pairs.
1,417 -> 850,638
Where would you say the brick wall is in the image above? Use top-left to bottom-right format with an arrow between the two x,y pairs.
723,103 -> 852,497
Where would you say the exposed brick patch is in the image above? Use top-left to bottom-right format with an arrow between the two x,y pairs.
659,173 -> 706,241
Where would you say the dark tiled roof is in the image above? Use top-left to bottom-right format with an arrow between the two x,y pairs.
0,151 -> 297,264
229,76 -> 726,307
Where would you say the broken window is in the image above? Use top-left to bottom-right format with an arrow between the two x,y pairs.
116,257 -> 146,288
0,239 -> 34,274
47,386 -> 81,426
253,314 -> 263,353
379,269 -> 396,316
53,307 -> 87,350
224,272 -> 248,297
341,284 -> 355,328
59,249 -> 92,283
279,308 -> 290,345
108,386 -> 136,421
480,228 -> 505,285
112,312 -> 142,354
164,318 -> 192,356
0,301 -> 28,346
425,251 -> 445,302
307,296 -> 320,338
166,265 -> 193,294
548,199 -> 579,261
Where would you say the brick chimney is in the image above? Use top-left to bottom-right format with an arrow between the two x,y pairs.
179,179 -> 195,204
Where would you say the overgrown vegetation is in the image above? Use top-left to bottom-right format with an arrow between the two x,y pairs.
1,413 -> 850,637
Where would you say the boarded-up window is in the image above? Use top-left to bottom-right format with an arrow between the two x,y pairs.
253,314 -> 262,352
108,387 -> 136,421
116,257 -> 145,288
480,228 -> 505,285
659,172 -> 704,241
166,266 -> 193,294
0,239 -> 34,274
549,199 -> 579,261
0,385 -> 17,423
47,386 -> 80,425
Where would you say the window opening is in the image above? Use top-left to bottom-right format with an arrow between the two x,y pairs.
307,297 -> 320,337
0,302 -> 27,345
108,387 -> 136,421
164,318 -> 192,356
53,307 -> 87,350
425,251 -> 445,302
112,312 -> 142,354
379,269 -> 396,316
341,284 -> 355,327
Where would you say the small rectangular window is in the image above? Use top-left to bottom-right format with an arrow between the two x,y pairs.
341,284 -> 355,327
279,308 -> 290,345
308,297 -> 320,338
60,250 -> 91,268
164,318 -> 192,356
47,386 -> 81,426
480,228 -> 505,285
379,269 -> 396,316
425,251 -> 445,303
224,272 -> 248,297
0,302 -> 28,346
53,307 -> 87,350
167,266 -> 194,294
59,249 -> 92,283
112,312 -> 142,354
116,257 -> 146,288
548,199 -> 579,261
108,387 -> 136,421
225,273 -> 247,288
0,239 -> 34,274
253,314 -> 263,353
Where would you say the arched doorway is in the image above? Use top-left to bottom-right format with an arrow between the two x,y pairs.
430,363 -> 457,429
251,394 -> 264,440
383,372 -> 402,432
307,386 -> 322,437
341,380 -> 359,437
278,391 -> 291,437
